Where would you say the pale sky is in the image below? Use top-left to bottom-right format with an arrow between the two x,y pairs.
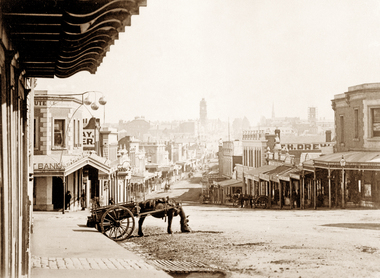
36,0 -> 380,125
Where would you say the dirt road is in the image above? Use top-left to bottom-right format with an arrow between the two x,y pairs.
122,174 -> 380,278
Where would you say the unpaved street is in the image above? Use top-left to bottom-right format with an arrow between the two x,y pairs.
120,175 -> 380,278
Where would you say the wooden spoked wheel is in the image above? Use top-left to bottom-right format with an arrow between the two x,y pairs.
255,196 -> 268,209
100,205 -> 135,241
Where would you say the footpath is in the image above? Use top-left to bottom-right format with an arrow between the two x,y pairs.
31,209 -> 172,278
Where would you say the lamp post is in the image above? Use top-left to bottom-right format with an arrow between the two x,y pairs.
340,155 -> 346,209
58,91 -> 106,214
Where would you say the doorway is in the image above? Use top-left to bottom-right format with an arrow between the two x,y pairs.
52,177 -> 64,209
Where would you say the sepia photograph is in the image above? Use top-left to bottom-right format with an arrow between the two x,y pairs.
1,0 -> 380,277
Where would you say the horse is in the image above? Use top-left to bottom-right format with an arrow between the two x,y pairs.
137,197 -> 191,237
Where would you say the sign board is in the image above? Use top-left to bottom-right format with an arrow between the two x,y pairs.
83,129 -> 95,149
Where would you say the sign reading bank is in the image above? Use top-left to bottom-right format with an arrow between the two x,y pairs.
83,129 -> 95,149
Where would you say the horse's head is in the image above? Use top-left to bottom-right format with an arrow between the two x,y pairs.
176,204 -> 191,233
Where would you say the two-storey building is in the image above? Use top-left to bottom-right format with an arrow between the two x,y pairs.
309,83 -> 380,208
33,91 -> 111,211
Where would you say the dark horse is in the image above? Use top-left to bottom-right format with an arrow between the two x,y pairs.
137,197 -> 191,237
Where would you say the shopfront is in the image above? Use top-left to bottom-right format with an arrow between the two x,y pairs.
33,153 -> 110,211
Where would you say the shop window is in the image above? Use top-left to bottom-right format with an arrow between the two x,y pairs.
371,108 -> 380,137
54,119 -> 65,148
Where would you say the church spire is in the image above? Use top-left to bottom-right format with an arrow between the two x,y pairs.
272,102 -> 275,119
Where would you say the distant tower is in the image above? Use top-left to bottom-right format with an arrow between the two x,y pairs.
200,98 -> 207,126
272,102 -> 275,119
308,107 -> 317,124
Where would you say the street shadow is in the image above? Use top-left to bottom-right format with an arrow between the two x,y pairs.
72,229 -> 99,233
322,223 -> 380,230
77,224 -> 88,228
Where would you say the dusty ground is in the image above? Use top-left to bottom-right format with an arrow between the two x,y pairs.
120,175 -> 380,278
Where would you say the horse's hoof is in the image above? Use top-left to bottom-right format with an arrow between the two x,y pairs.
168,230 -> 173,234
138,233 -> 144,237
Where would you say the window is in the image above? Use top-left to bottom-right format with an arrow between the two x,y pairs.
54,119 -> 65,148
340,115 -> 344,143
34,118 -> 39,149
77,119 -> 81,147
354,109 -> 359,139
73,119 -> 80,147
73,120 -> 77,147
372,108 -> 380,137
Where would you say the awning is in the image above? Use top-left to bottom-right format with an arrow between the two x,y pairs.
277,167 -> 301,181
312,151 -> 380,170
246,165 -> 277,181
159,165 -> 173,172
216,179 -> 243,188
131,175 -> 144,183
289,170 -> 302,180
146,164 -> 159,169
1,0 -> 147,78
145,172 -> 156,180
260,165 -> 293,182
33,153 -> 110,177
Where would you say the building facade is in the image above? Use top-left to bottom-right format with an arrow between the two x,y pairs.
33,91 -> 112,211
311,83 -> 380,209
0,1 -> 146,276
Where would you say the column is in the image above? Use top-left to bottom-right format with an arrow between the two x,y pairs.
268,181 -> 272,208
313,170 -> 317,210
328,169 -> 331,209
341,168 -> 345,209
279,180 -> 283,209
301,172 -> 305,210
290,179 -> 293,209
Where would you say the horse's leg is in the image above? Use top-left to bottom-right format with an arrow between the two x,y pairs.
138,216 -> 146,237
167,210 -> 174,234
179,207 -> 191,233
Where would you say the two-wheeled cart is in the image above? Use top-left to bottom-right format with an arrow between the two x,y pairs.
86,201 -> 177,241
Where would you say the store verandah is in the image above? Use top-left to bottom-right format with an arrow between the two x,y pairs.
308,151 -> 380,209
33,153 -> 111,211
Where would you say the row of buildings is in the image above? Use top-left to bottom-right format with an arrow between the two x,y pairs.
0,1 -> 151,277
33,90 -> 206,212
208,84 -> 380,209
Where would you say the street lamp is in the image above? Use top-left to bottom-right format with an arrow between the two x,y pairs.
340,155 -> 346,209
83,91 -> 107,123
58,91 -> 106,214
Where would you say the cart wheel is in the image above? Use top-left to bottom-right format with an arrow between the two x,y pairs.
255,196 -> 268,209
100,205 -> 135,241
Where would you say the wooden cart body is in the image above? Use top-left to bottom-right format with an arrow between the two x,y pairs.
86,199 -> 179,241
